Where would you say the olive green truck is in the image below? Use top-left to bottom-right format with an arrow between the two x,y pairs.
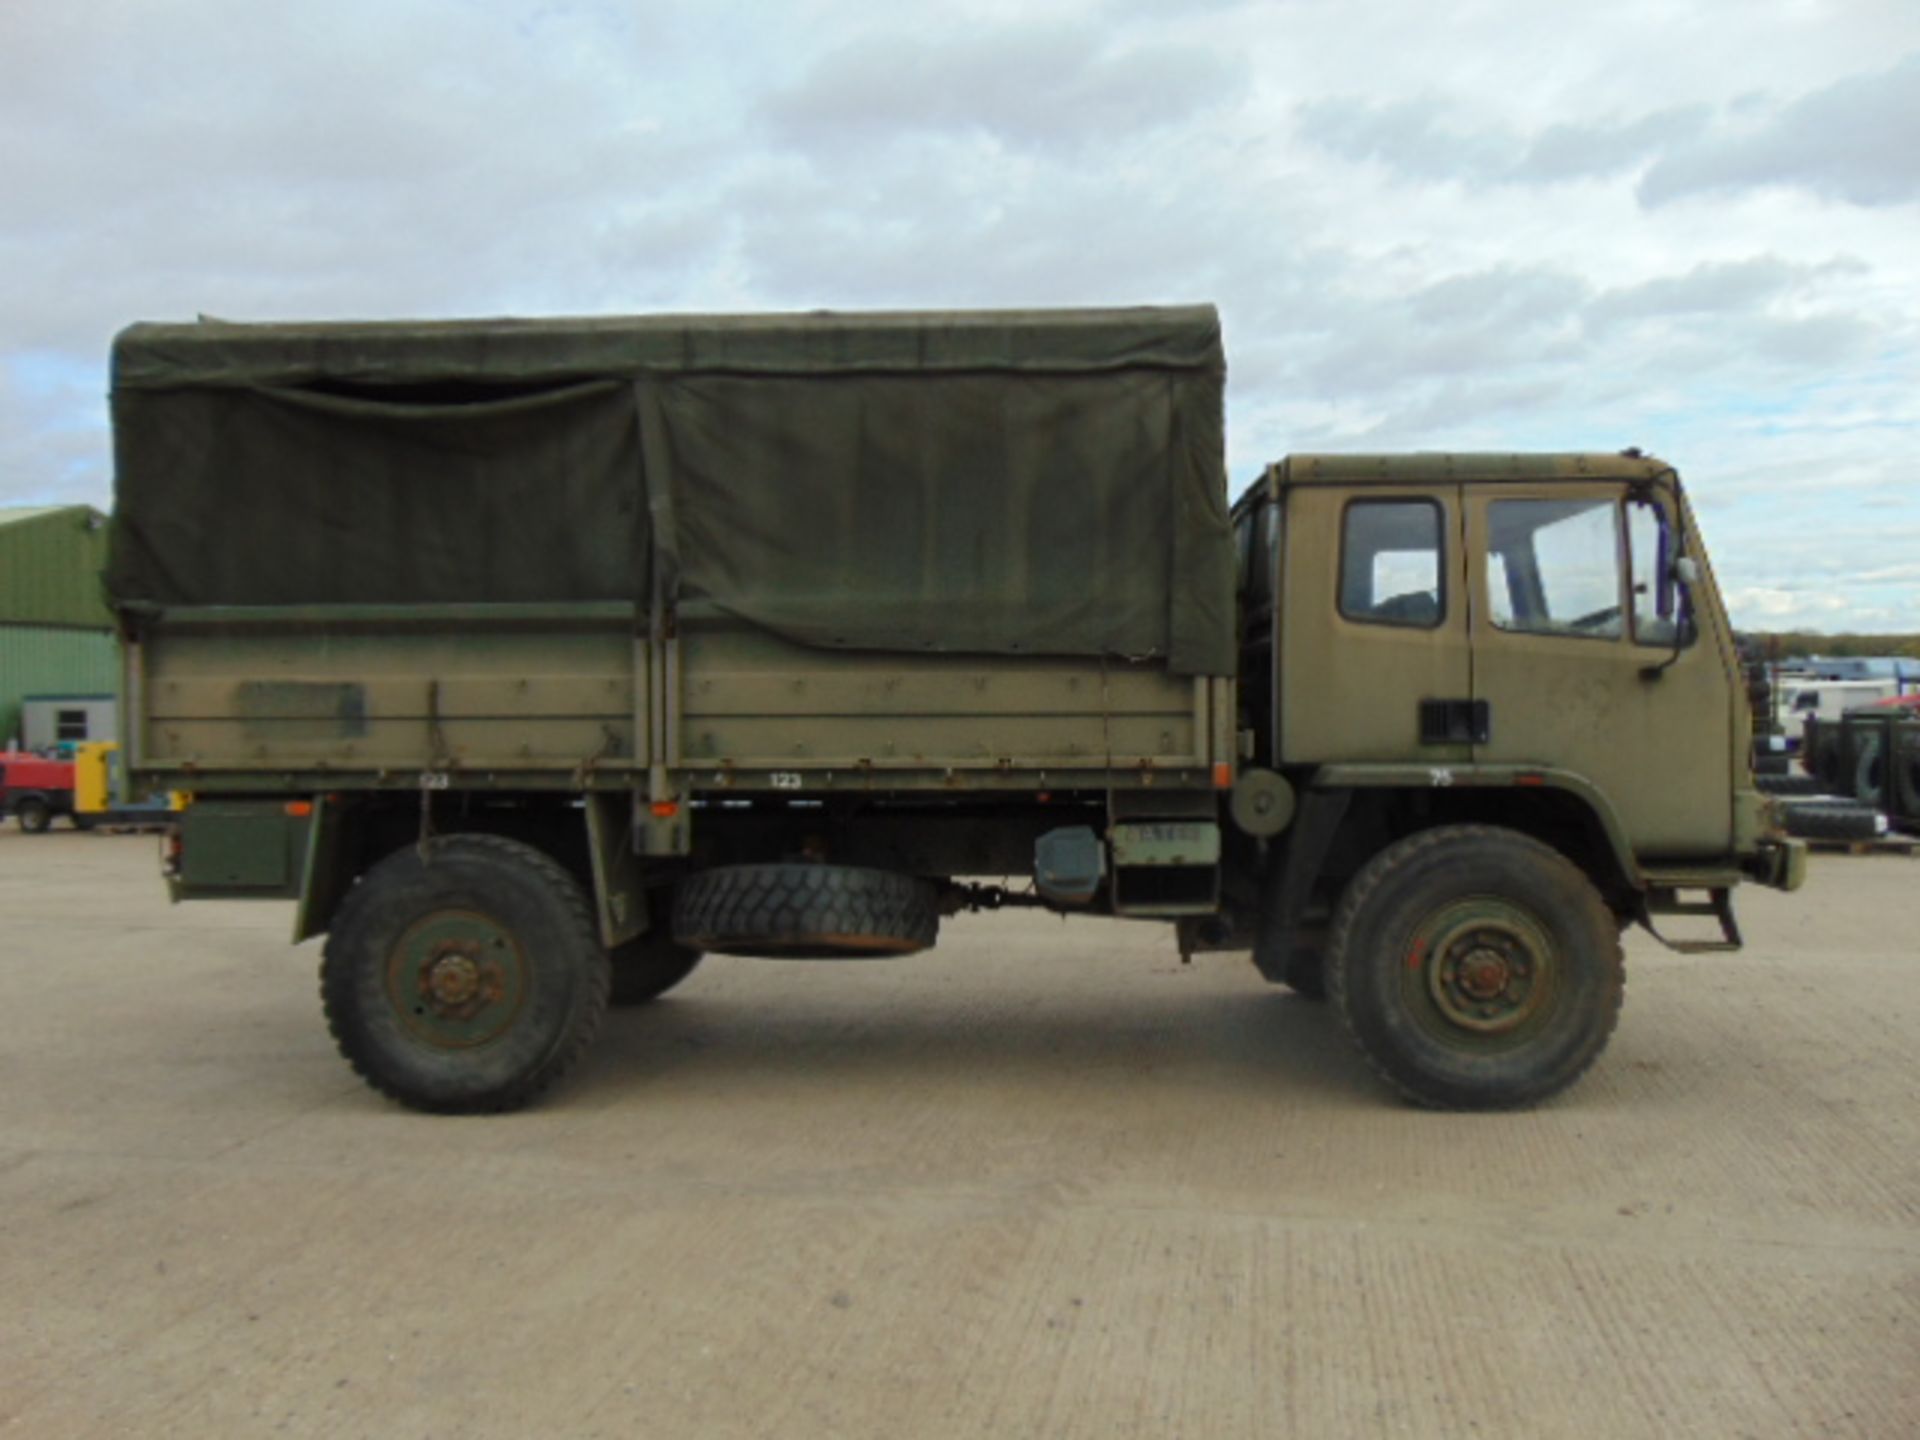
106,305 -> 1803,1113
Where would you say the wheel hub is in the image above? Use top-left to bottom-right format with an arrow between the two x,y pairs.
386,910 -> 526,1048
419,945 -> 503,1017
1455,945 -> 1514,1000
1412,908 -> 1554,1039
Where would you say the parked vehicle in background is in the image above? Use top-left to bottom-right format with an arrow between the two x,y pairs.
1,752 -> 77,832
104,306 -> 1803,1115
1,743 -> 183,833
1777,679 -> 1907,745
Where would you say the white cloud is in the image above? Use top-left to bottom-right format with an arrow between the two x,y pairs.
1640,53 -> 1920,208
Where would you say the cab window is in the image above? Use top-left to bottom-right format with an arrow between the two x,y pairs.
1486,499 -> 1622,639
1339,500 -> 1443,628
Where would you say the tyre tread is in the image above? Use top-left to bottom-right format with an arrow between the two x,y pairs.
675,864 -> 938,955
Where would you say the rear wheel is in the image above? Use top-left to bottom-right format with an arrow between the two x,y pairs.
1328,825 -> 1623,1109
15,796 -> 52,834
320,834 -> 609,1113
608,928 -> 703,1006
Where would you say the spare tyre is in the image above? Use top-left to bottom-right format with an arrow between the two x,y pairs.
674,864 -> 939,958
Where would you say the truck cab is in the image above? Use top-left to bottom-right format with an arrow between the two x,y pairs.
1230,453 -> 1801,1060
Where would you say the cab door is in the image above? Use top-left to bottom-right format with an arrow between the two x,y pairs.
1279,480 -> 1472,764
1464,484 -> 1733,857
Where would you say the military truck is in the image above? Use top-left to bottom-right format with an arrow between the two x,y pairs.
105,306 -> 1802,1114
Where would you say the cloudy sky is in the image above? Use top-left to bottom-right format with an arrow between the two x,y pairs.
3,0 -> 1916,632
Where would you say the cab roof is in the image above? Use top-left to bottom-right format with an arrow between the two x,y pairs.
1278,452 -> 1672,485
1233,452 -> 1675,514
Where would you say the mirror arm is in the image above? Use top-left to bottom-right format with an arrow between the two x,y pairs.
1635,469 -> 1691,683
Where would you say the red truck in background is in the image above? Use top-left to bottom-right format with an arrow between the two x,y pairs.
1,754 -> 77,832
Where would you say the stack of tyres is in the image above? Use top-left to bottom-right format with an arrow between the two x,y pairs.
1890,717 -> 1920,834
1777,711 -> 1898,844
1804,718 -> 1847,793
1839,712 -> 1893,808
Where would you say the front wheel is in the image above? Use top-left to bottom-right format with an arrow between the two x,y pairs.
1328,826 -> 1623,1109
320,834 -> 610,1113
15,797 -> 52,833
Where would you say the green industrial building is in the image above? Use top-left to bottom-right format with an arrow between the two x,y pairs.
0,505 -> 119,748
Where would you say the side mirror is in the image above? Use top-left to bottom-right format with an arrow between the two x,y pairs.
1672,556 -> 1700,587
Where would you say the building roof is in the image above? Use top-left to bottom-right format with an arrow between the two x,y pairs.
0,505 -> 114,628
0,504 -> 104,528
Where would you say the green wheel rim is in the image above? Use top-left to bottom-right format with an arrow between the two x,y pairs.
384,909 -> 529,1050
1401,896 -> 1560,1051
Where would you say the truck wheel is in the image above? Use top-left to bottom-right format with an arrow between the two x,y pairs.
1281,945 -> 1328,1001
15,796 -> 52,834
608,928 -> 703,1006
1327,826 -> 1623,1110
675,864 -> 939,958
320,834 -> 610,1113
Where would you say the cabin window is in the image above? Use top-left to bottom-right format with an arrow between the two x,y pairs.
1339,500 -> 1444,628
1487,499 -> 1622,639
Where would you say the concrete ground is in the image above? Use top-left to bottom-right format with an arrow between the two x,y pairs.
2,828 -> 1915,1439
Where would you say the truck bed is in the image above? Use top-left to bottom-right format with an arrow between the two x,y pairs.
129,601 -> 1233,796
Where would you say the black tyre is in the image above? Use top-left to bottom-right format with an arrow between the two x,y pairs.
15,796 -> 52,834
1811,728 -> 1845,791
675,864 -> 939,958
1751,751 -> 1790,776
1327,825 -> 1623,1110
320,834 -> 610,1113
1780,800 -> 1882,842
1252,848 -> 1328,1000
71,813 -> 98,832
1281,945 -> 1328,1001
608,928 -> 703,1006
1755,772 -> 1826,798
1851,733 -> 1884,806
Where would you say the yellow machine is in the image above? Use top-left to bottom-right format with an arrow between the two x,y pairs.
72,742 -> 186,824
